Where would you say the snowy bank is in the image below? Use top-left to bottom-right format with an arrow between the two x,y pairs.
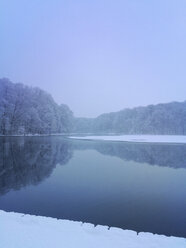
70,135 -> 186,144
1,210 -> 185,248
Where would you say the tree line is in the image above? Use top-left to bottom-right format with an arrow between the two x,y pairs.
1,78 -> 186,135
73,102 -> 186,135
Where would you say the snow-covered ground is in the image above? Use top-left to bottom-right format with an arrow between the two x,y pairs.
70,135 -> 186,144
1,210 -> 185,248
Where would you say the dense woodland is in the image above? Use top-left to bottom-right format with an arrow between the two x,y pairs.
0,78 -> 73,135
74,102 -> 186,135
0,78 -> 186,135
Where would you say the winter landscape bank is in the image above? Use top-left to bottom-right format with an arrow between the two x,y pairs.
1,210 -> 186,248
1,80 -> 186,247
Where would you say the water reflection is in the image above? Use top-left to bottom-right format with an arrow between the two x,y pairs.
0,136 -> 186,238
0,137 -> 72,195
1,137 -> 186,195
74,140 -> 186,169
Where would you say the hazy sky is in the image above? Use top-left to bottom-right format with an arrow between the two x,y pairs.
1,0 -> 186,117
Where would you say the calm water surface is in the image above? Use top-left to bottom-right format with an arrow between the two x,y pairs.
0,136 -> 186,238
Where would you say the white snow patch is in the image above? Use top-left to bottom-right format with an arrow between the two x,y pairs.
70,135 -> 186,144
0,210 -> 185,248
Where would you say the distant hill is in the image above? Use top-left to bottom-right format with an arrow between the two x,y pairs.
73,101 -> 186,135
0,78 -> 73,135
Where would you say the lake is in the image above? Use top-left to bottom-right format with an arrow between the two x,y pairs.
0,136 -> 186,238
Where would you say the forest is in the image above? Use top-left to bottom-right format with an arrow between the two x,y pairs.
1,78 -> 186,135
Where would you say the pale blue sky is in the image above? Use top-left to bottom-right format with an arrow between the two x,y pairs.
1,0 -> 186,117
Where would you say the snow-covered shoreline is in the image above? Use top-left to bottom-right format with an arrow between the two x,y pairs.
0,133 -> 68,137
70,135 -> 186,144
1,210 -> 185,248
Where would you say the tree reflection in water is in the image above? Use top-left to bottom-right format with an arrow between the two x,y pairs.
1,137 -> 186,195
0,137 -> 72,195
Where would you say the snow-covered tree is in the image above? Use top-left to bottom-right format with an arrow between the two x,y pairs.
0,78 -> 74,135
